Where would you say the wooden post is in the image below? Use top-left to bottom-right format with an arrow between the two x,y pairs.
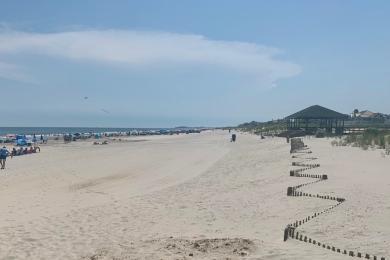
283,227 -> 289,241
287,187 -> 293,196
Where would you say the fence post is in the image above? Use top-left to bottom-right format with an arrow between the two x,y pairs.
287,187 -> 293,196
283,226 -> 289,241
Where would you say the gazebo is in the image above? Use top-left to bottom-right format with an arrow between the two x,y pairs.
286,105 -> 349,135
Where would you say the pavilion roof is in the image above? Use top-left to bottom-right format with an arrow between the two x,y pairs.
286,105 -> 349,120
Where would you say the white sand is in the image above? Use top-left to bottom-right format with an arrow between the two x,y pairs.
0,131 -> 389,259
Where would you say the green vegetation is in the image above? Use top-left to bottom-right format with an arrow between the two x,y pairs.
331,128 -> 390,153
237,119 -> 287,135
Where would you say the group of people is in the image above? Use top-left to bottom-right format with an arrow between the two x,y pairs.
0,145 -> 41,170
11,146 -> 41,157
33,134 -> 48,144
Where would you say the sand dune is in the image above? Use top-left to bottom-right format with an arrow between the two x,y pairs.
0,131 -> 389,259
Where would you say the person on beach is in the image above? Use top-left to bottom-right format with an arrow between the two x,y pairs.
11,147 -> 17,158
0,146 -> 10,169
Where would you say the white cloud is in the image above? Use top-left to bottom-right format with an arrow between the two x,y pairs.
0,29 -> 301,85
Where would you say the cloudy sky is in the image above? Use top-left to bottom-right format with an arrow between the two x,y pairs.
0,0 -> 389,127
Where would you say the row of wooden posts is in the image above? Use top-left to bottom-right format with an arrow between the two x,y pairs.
285,227 -> 385,260
284,138 -> 386,260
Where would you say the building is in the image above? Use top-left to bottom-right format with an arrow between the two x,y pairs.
286,105 -> 349,135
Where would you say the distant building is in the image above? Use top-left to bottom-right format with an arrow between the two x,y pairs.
351,109 -> 389,122
355,110 -> 376,118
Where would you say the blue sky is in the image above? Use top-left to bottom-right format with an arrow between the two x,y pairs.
0,0 -> 389,127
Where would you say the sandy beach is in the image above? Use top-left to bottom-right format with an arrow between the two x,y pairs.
0,130 -> 389,259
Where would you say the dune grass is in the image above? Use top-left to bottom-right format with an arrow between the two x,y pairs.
331,128 -> 390,153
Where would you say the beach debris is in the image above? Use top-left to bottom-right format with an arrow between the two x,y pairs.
93,140 -> 109,145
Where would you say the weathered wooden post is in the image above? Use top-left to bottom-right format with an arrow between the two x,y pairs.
283,226 -> 289,241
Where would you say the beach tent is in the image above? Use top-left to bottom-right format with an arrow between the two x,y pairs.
16,135 -> 26,140
16,138 -> 28,146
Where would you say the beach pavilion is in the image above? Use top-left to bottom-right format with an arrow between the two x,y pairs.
286,105 -> 349,135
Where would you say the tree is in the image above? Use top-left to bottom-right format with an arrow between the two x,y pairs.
353,109 -> 359,118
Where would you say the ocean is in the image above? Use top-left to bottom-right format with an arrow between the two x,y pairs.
0,127 -> 164,136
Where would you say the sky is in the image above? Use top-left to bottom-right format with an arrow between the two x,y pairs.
0,0 -> 389,127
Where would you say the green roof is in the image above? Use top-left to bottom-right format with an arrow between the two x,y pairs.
286,105 -> 349,120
